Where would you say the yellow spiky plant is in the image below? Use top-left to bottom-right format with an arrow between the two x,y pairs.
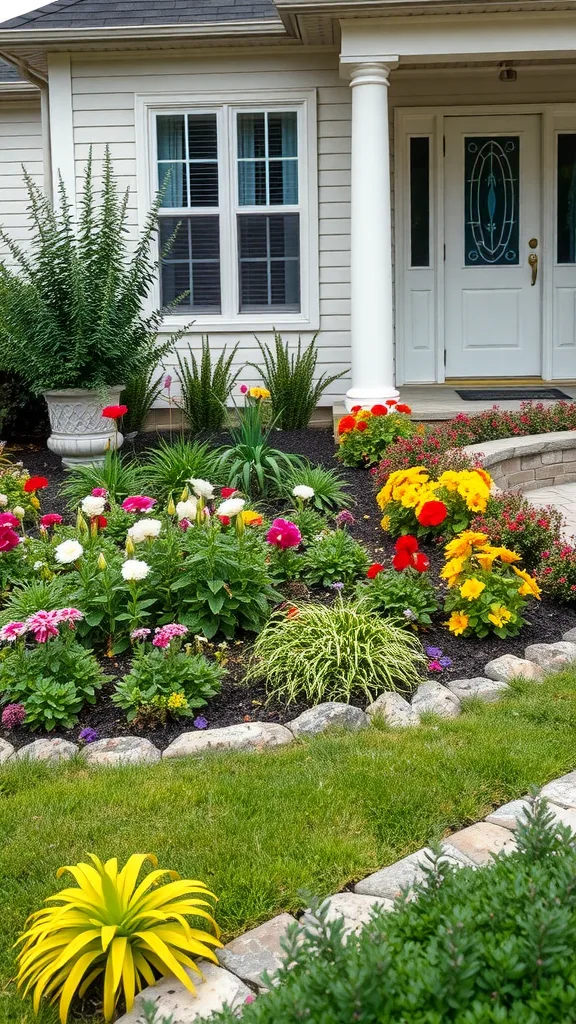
16,853 -> 222,1023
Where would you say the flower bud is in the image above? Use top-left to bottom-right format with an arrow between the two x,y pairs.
125,535 -> 136,557
13,506 -> 25,519
76,510 -> 88,535
235,512 -> 245,538
180,486 -> 189,501
97,552 -> 107,570
167,496 -> 176,516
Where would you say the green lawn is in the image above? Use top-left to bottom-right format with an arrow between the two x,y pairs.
2,672 -> 576,1024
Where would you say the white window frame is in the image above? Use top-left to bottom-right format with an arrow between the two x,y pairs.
135,89 -> 319,333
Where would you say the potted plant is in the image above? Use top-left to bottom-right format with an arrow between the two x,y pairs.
0,150 -> 185,466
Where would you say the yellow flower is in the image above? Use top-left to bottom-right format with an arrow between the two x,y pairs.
356,409 -> 372,420
475,551 -> 497,571
249,386 -> 271,400
445,531 -> 489,560
400,485 -> 424,509
460,578 -> 486,601
437,470 -> 461,492
513,566 -> 542,599
440,557 -> 465,587
380,515 -> 391,532
242,510 -> 264,526
30,495 -> 41,510
493,546 -> 522,564
167,692 -> 189,710
376,484 -> 392,510
474,467 -> 493,489
488,605 -> 513,629
465,492 -> 488,513
446,611 -> 469,635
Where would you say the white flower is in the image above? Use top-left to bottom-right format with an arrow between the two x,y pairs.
176,498 -> 198,521
127,518 -> 162,543
55,539 -> 84,564
217,497 -> 246,518
188,478 -> 214,500
292,485 -> 315,501
121,559 -> 150,582
13,506 -> 25,519
33,560 -> 44,571
81,495 -> 106,517
0,494 -> 7,507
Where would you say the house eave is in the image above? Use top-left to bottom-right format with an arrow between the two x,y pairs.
0,20 -> 289,49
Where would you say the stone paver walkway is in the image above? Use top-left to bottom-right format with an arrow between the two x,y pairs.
528,482 -> 576,541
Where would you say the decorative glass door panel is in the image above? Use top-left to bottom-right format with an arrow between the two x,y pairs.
444,115 -> 541,378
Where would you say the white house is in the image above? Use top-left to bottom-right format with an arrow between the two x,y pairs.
1,0 -> 576,418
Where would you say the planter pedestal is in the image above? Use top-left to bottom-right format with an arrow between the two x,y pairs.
44,387 -> 124,468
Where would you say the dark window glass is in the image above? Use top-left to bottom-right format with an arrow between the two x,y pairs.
409,137 -> 430,267
237,111 -> 298,206
157,113 -> 218,208
238,213 -> 300,311
464,136 -> 519,266
160,216 -> 221,311
558,134 -> 576,263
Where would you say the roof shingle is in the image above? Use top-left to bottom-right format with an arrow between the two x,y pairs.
0,58 -> 23,81
0,0 -> 279,30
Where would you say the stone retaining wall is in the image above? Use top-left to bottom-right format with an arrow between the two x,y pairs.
463,431 -> 576,492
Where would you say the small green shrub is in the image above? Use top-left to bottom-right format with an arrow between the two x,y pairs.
290,506 -> 326,545
246,599 -> 425,704
471,491 -> 565,571
210,796 -> 576,1024
356,566 -> 440,626
299,529 -> 369,587
121,366 -> 164,434
176,336 -> 240,432
248,331 -> 347,429
283,463 -> 351,512
217,399 -> 304,497
59,450 -> 147,510
142,438 -> 223,502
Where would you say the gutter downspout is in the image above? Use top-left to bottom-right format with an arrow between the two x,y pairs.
0,51 -> 52,202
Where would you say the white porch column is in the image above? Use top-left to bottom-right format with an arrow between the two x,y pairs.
342,57 -> 399,410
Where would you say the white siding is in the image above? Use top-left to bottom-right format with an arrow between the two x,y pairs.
70,51 -> 351,403
0,99 -> 43,258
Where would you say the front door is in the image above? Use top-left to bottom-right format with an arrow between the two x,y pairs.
444,114 -> 541,377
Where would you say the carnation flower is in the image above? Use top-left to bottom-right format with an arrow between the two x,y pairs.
164,374 -> 172,389
217,498 -> 245,518
0,621 -> 26,643
266,518 -> 301,550
176,498 -> 198,521
79,727 -> 99,744
152,623 -> 188,648
55,608 -> 83,627
221,487 -> 237,498
367,563 -> 385,579
102,404 -> 128,420
92,488 -> 107,498
239,384 -> 248,395
0,525 -> 22,553
23,476 -> 48,493
0,512 -> 20,529
40,513 -> 63,529
81,495 -> 107,518
188,478 -> 214,499
335,510 -> 355,528
121,495 -> 157,513
55,539 -> 84,564
1,703 -> 26,729
26,610 -> 61,643
121,559 -> 150,582
178,518 -> 192,531
127,518 -> 162,543
292,485 -> 315,501
131,627 -> 151,641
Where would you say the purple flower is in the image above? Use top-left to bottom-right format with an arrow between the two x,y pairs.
439,656 -> 452,668
79,727 -> 99,744
1,703 -> 26,729
403,609 -> 416,621
131,627 -> 151,641
193,716 -> 208,730
425,646 -> 443,659
331,581 -> 344,591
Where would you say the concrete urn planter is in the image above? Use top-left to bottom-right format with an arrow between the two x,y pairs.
44,387 -> 125,468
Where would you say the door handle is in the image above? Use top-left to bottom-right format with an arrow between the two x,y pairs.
528,252 -> 538,286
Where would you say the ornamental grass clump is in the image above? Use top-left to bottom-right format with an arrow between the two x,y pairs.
16,853 -> 222,1023
442,530 -> 541,639
376,466 -> 492,541
246,600 -> 425,705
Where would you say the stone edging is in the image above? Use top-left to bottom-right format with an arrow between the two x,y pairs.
463,430 -> 576,492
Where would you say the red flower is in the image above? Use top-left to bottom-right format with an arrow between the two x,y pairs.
102,404 -> 128,420
386,399 -> 397,407
367,563 -> 385,579
413,552 -> 430,572
286,606 -> 299,619
395,535 -> 419,555
371,405 -> 388,416
417,500 -> 448,527
0,513 -> 19,529
218,515 -> 231,526
350,405 -> 362,413
392,550 -> 412,571
40,513 -> 62,529
221,487 -> 236,498
396,403 -> 412,415
96,516 -> 107,529
23,476 -> 48,492
0,526 -> 19,552
356,421 -> 368,432
338,415 -> 357,436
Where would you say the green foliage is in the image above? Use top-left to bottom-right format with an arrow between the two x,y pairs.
289,506 -> 326,545
247,599 -> 425,704
536,540 -> 576,603
113,643 -> 223,724
248,331 -> 347,429
217,401 -> 304,497
172,529 -> 281,638
0,577 -> 74,627
337,409 -> 415,468
59,450 -> 147,510
142,438 -> 223,502
211,796 -> 576,1024
121,365 -> 164,434
356,566 -> 440,626
176,336 -> 241,432
298,529 -> 369,587
0,634 -> 105,730
0,370 -> 49,439
283,463 -> 351,511
0,150 -> 186,393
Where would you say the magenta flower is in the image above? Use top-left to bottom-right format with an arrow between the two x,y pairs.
91,488 -> 108,498
153,623 -> 188,648
239,384 -> 248,395
335,510 -> 355,528
0,512 -> 20,529
428,660 -> 443,672
164,374 -> 172,389
0,621 -> 26,643
121,496 -> 157,513
55,608 -> 83,628
40,513 -> 63,529
131,627 -> 151,641
266,518 -> 302,550
2,703 -> 26,729
178,518 -> 192,532
26,610 -> 60,643
0,526 -> 20,552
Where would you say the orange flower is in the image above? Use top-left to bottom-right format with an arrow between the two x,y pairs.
338,415 -> 356,436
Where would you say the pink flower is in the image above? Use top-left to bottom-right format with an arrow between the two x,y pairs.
428,660 -> 443,672
266,518 -> 302,550
26,609 -> 60,643
164,374 -> 172,389
121,495 -> 157,513
240,384 -> 248,395
0,526 -> 20,552
131,627 -> 151,641
40,513 -> 63,529
1,703 -> 26,729
54,608 -> 83,628
152,623 -> 189,648
0,513 -> 20,529
91,488 -> 107,498
0,621 -> 26,643
178,518 -> 192,532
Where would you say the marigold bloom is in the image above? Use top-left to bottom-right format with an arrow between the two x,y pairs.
460,578 -> 486,601
446,610 -> 470,635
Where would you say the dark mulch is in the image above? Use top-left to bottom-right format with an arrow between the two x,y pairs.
2,427 -> 575,750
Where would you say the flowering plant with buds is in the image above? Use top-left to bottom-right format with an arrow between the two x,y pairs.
356,540 -> 439,627
536,541 -> 576,603
336,402 -> 415,468
376,466 -> 493,541
471,491 -> 565,571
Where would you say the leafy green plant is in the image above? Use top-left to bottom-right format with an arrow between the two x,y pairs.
247,598 -> 425,704
0,577 -> 74,628
59,450 -> 147,510
536,540 -> 576,602
0,150 -> 186,393
176,336 -> 240,432
336,405 -> 415,468
16,853 -> 221,1023
113,627 -> 223,724
290,506 -> 326,545
142,438 -> 223,502
211,795 -> 576,1024
248,332 -> 347,429
217,398 -> 304,497
283,463 -> 351,512
121,365 -> 164,434
298,529 -> 369,587
356,566 -> 440,626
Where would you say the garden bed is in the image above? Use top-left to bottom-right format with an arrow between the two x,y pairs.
1,427 -> 575,753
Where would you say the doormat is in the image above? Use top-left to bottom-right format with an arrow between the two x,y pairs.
456,388 -> 572,402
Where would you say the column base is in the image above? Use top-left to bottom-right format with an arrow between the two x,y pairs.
344,386 -> 400,412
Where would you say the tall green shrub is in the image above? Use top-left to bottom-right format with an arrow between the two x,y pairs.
176,336 -> 240,432
249,332 -> 347,429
